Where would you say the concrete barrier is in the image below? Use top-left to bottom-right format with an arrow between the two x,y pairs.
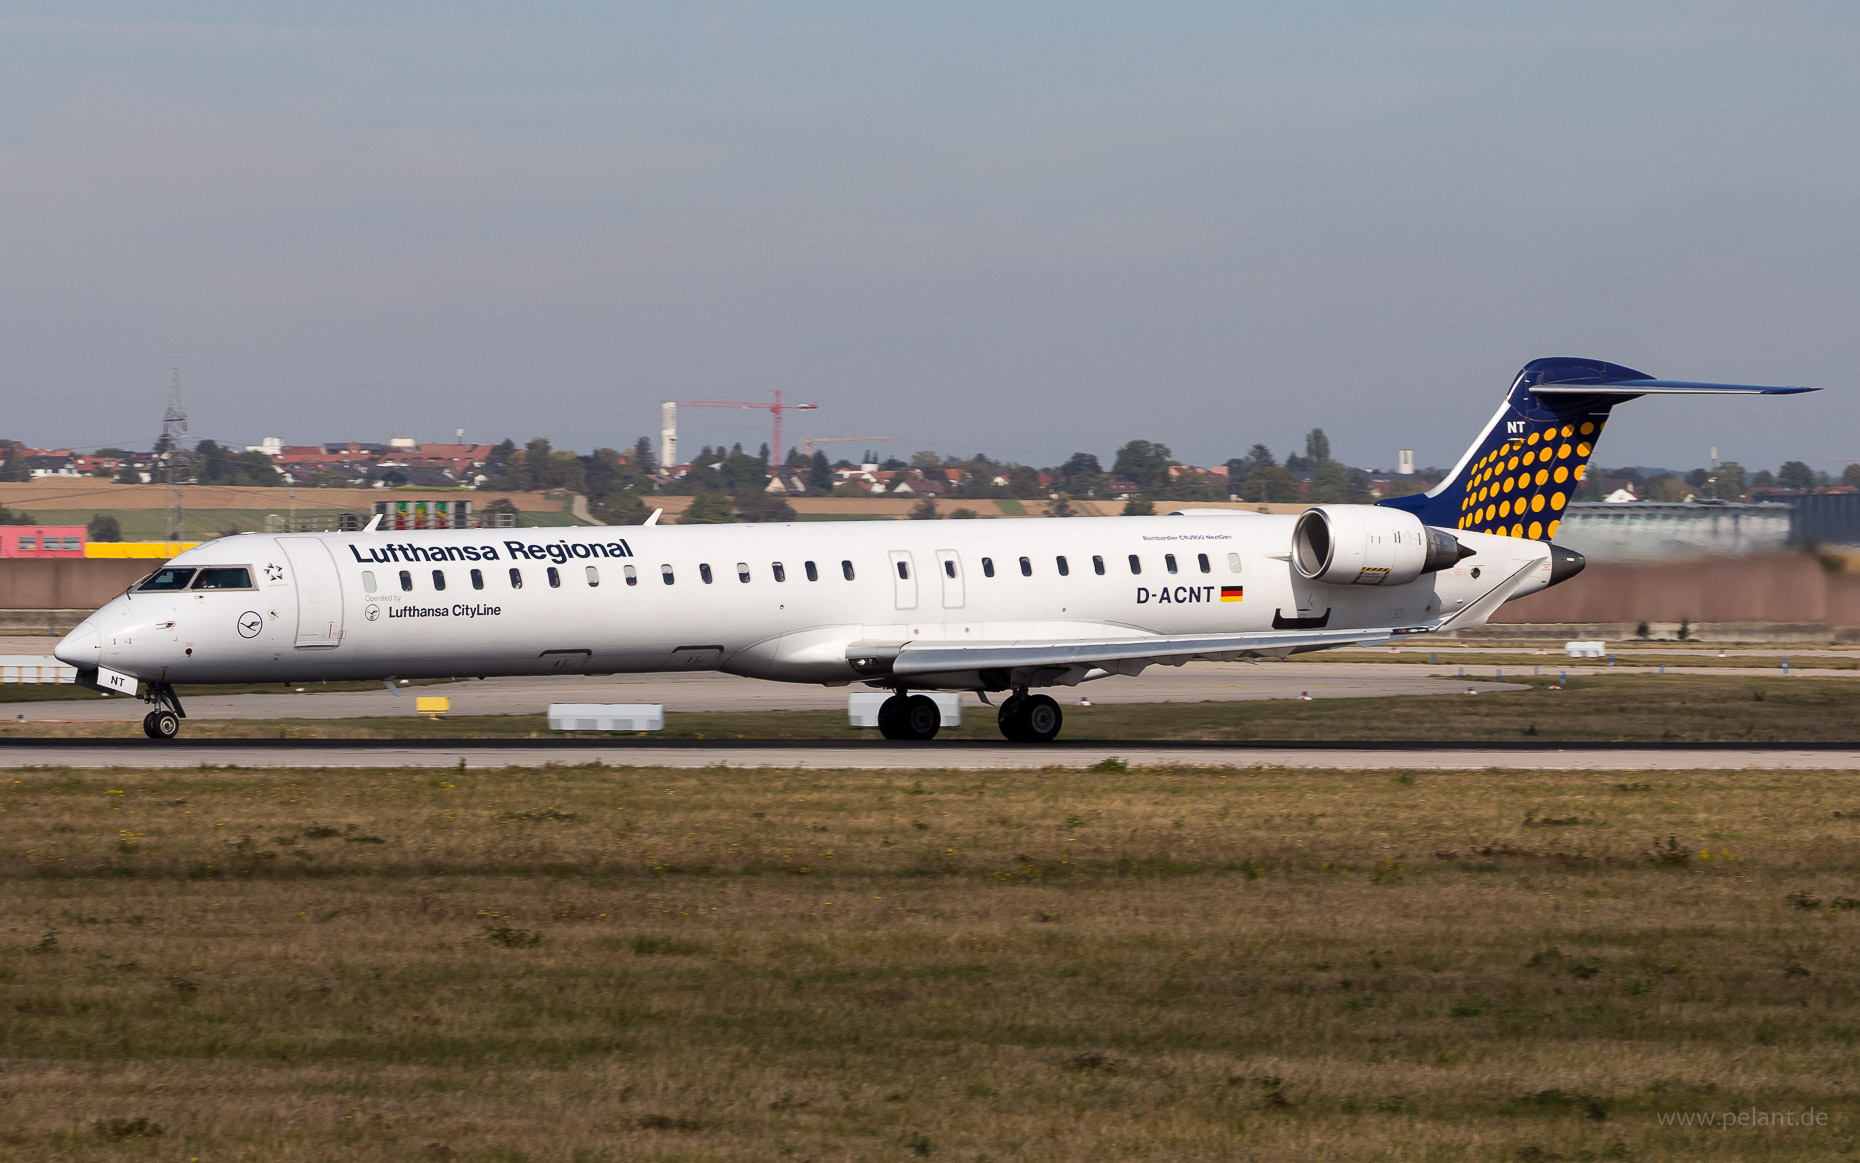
548,704 -> 665,731
849,692 -> 962,727
0,558 -> 155,610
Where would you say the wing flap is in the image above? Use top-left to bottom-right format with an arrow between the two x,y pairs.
883,625 -> 1433,676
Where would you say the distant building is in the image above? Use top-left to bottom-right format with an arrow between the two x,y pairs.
1553,501 -> 1791,561
0,526 -> 86,557
1779,492 -> 1860,547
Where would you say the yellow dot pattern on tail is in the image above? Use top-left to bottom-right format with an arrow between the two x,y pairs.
1456,419 -> 1601,539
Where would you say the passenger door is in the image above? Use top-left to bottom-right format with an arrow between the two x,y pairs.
278,538 -> 345,648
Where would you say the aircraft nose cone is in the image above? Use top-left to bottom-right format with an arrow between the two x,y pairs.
54,621 -> 101,669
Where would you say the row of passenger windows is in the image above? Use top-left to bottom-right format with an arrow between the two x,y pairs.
950,551 -> 1239,580
363,551 -> 1244,594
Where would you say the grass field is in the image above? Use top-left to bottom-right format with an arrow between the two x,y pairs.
7,674 -> 1860,742
1,761 -> 1856,1160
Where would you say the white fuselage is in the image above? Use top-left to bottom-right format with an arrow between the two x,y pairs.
57,512 -> 1552,691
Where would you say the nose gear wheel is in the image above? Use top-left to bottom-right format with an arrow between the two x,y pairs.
142,710 -> 180,740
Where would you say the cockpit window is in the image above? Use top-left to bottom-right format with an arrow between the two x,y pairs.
136,567 -> 196,591
191,566 -> 254,590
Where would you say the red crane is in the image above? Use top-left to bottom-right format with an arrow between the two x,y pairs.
673,391 -> 819,464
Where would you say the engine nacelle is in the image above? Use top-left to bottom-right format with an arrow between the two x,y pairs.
1291,505 -> 1471,586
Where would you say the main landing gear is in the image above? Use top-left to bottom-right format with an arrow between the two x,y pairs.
997,691 -> 1062,744
873,689 -> 1065,743
877,693 -> 944,741
140,683 -> 186,741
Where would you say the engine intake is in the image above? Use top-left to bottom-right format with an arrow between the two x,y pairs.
1292,505 -> 1472,586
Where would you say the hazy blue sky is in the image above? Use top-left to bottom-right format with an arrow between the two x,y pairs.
3,3 -> 1856,472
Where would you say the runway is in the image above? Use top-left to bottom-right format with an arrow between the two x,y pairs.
10,661 -> 1529,723
4,737 -> 1858,771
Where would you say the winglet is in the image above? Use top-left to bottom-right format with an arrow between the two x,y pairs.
363,513 -> 382,532
644,509 -> 662,526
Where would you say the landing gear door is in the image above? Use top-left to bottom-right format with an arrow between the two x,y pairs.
278,538 -> 345,648
888,550 -> 918,611
935,549 -> 964,609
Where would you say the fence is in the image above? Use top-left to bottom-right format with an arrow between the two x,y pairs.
0,656 -> 78,684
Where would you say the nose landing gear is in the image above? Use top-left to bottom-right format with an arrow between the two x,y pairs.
138,682 -> 186,741
997,691 -> 1062,743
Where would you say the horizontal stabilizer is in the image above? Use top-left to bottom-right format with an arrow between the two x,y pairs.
1532,379 -> 1819,396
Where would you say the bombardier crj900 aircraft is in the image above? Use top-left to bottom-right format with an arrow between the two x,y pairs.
56,358 -> 1815,741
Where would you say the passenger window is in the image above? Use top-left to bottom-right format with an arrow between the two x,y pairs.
362,571 -> 376,592
662,564 -> 676,585
1227,552 -> 1242,573
585,565 -> 599,586
547,566 -> 561,588
624,564 -> 637,586
399,570 -> 413,592
1165,554 -> 1178,574
1056,555 -> 1069,576
1092,555 -> 1105,575
982,557 -> 995,577
192,566 -> 253,589
470,568 -> 484,590
1019,556 -> 1032,577
699,563 -> 714,584
772,562 -> 786,583
432,570 -> 447,591
1197,553 -> 1211,574
1128,555 -> 1141,575
943,559 -> 956,578
805,561 -> 818,581
896,560 -> 910,580
509,568 -> 523,589
842,560 -> 855,580
738,562 -> 752,583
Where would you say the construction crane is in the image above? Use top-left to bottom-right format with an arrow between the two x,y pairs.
663,391 -> 819,466
799,434 -> 896,460
160,361 -> 189,541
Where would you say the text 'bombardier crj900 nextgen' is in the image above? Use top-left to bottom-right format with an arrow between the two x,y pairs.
55,358 -> 1817,741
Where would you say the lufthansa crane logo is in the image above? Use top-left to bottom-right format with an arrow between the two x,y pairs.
237,611 -> 264,638
365,604 -> 380,622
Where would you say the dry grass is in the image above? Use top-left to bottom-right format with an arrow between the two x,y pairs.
2,761 -> 1859,1159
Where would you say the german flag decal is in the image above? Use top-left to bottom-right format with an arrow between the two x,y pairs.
1220,585 -> 1243,602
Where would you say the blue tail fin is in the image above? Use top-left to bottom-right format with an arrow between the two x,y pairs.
1379,357 -> 1817,541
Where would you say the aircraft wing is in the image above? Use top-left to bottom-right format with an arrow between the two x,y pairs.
858,623 -> 1433,681
859,557 -> 1546,682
